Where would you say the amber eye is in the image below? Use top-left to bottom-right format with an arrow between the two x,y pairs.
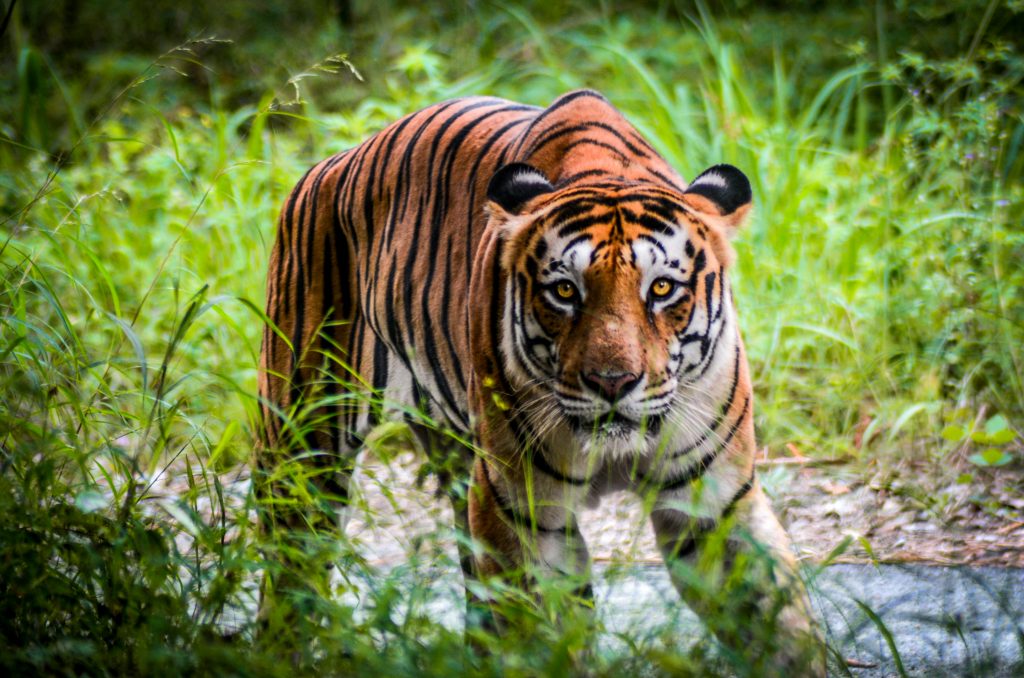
554,280 -> 578,301
650,278 -> 675,299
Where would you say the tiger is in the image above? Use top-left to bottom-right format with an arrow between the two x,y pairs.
256,89 -> 823,671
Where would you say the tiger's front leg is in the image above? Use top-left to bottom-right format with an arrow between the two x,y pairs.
650,472 -> 825,675
468,456 -> 594,628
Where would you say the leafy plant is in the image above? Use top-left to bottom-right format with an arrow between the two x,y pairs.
944,411 -> 1019,468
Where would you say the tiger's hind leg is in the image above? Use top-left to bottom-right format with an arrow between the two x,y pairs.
255,153 -> 374,651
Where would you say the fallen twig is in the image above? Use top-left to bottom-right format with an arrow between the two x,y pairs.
785,442 -> 807,458
756,457 -> 847,467
995,521 -> 1024,535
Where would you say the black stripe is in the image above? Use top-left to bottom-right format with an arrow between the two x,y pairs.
396,100 -> 467,222
400,190 -> 426,389
636,233 -> 668,255
555,168 -> 614,186
555,212 -> 611,238
331,181 -> 354,319
371,336 -> 389,395
344,135 -> 383,261
645,165 -> 683,190
561,137 -> 629,161
286,170 -> 316,408
721,469 -> 756,519
422,102 -> 525,419
486,235 -> 505,376
628,129 -> 660,156
686,272 -> 728,380
306,153 -> 348,298
377,114 -> 424,251
560,233 -> 593,257
633,213 -> 676,236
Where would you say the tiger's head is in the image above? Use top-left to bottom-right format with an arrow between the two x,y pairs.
484,163 -> 752,456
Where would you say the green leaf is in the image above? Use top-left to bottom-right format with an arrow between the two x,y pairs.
988,428 -> 1017,445
985,414 -> 1009,435
941,424 -> 965,442
208,420 -> 239,468
969,449 -> 1013,467
984,448 -> 1013,467
857,535 -> 879,567
816,534 -> 853,570
956,473 -> 973,484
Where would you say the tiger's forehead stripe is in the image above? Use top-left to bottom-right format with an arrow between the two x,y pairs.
554,209 -> 614,239
532,194 -> 695,259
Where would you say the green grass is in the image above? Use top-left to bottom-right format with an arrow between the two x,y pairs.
1,0 -> 1022,674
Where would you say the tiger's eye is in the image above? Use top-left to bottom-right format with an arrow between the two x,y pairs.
650,278 -> 674,298
556,281 -> 577,300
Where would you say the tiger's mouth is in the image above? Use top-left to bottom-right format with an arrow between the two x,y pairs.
566,411 -> 665,439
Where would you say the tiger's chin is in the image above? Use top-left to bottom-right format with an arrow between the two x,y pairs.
568,413 -> 665,460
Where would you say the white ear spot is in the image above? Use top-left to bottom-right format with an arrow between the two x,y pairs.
511,170 -> 551,189
687,171 -> 727,190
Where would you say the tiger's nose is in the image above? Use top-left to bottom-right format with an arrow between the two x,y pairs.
581,371 -> 641,402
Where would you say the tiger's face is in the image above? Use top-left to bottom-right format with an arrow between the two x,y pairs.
487,163 -> 751,455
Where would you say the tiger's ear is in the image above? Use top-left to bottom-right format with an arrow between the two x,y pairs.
486,163 -> 554,216
681,164 -> 753,236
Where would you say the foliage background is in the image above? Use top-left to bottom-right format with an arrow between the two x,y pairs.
1,0 -> 1022,674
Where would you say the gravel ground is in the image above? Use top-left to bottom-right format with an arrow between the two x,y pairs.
346,450 -> 1024,569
